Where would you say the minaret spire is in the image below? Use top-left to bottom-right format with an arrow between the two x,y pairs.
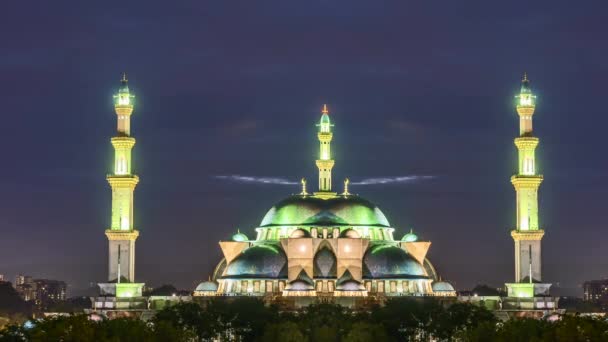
315,104 -> 335,195
105,74 -> 140,284
510,73 -> 544,283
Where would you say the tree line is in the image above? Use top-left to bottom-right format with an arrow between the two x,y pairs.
1,297 -> 608,341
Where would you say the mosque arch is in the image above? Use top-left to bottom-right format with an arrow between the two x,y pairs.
313,244 -> 337,278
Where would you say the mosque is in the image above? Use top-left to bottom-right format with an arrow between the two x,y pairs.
193,104 -> 455,299
94,74 -> 557,313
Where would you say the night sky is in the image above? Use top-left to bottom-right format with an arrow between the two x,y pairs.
2,1 -> 607,296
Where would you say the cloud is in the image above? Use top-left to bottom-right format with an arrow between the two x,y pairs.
351,175 -> 434,185
215,175 -> 297,185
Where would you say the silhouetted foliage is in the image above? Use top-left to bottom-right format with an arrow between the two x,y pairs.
0,282 -> 31,317
2,298 -> 608,342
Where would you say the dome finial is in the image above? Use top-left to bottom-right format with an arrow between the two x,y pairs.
342,178 -> 350,195
522,71 -> 528,83
121,72 -> 128,84
322,104 -> 329,115
301,178 -> 308,195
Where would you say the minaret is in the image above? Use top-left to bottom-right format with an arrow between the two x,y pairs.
511,73 -> 544,283
105,74 -> 139,283
315,104 -> 335,194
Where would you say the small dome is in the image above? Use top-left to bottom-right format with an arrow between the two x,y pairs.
337,281 -> 365,291
432,281 -> 455,292
363,244 -> 427,279
290,229 -> 310,238
340,229 -> 361,238
232,230 -> 248,242
320,113 -> 331,125
224,244 -> 287,279
195,280 -> 218,292
402,230 -> 418,242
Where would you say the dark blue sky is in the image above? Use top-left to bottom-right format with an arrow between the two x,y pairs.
1,0 -> 607,295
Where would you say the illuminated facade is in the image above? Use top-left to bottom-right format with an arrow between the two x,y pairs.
506,74 -> 551,299
99,75 -> 144,298
197,105 -> 453,299
510,74 -> 544,283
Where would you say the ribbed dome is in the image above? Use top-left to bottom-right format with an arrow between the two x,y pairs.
260,195 -> 390,227
224,244 -> 287,279
363,244 -> 427,279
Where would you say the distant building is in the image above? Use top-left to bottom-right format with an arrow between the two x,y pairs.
0,274 -> 4,281
15,274 -> 26,287
34,279 -> 67,304
14,276 -> 67,308
583,279 -> 608,303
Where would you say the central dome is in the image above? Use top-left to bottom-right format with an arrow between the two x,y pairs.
260,194 -> 390,227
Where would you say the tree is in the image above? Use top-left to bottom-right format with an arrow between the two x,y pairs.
296,303 -> 353,341
344,321 -> 390,342
434,302 -> 496,339
261,321 -> 306,342
26,316 -> 97,342
153,301 -> 210,339
226,297 -> 278,342
0,282 -> 31,317
372,298 -> 444,340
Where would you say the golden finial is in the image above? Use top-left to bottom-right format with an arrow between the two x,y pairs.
343,178 -> 350,195
301,178 -> 308,195
121,72 -> 128,83
322,104 -> 329,115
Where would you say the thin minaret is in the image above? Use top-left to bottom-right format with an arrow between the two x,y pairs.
511,73 -> 544,283
315,104 -> 335,192
105,74 -> 140,283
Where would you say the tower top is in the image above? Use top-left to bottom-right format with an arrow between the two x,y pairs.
118,73 -> 130,94
520,72 -> 532,95
318,104 -> 333,133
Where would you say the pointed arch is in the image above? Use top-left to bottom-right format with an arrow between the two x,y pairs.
313,244 -> 337,278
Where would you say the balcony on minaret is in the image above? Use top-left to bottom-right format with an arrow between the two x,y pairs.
113,74 -> 135,136
516,74 -> 536,136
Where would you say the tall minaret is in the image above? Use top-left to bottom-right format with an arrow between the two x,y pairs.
315,104 -> 335,193
511,73 -> 544,283
105,74 -> 139,283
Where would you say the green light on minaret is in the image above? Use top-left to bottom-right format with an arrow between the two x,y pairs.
114,73 -> 134,107
105,73 -> 140,284
516,73 -> 536,107
511,73 -> 545,283
315,104 -> 335,192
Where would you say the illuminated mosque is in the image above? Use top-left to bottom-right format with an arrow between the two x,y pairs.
192,104 -> 454,299
93,74 -> 557,313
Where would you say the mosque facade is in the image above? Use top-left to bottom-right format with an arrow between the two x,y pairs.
194,105 -> 455,299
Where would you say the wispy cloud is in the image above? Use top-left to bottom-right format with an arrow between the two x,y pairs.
351,176 -> 435,185
215,175 -> 297,185
215,175 -> 435,186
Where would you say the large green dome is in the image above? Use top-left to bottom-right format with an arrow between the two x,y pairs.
260,195 -> 390,227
